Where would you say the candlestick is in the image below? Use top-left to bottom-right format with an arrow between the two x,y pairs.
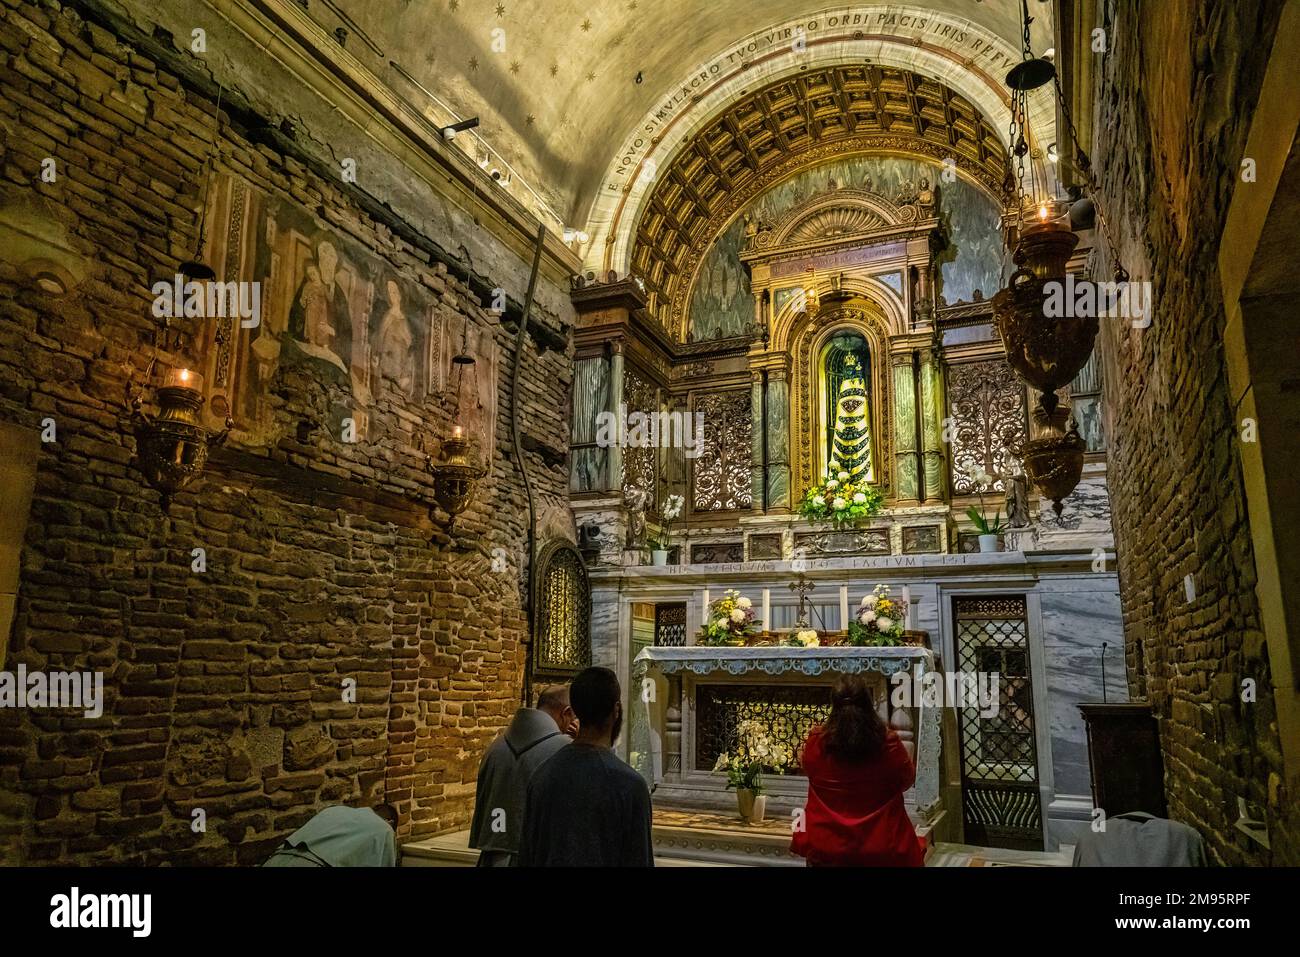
761,588 -> 770,630
839,585 -> 849,631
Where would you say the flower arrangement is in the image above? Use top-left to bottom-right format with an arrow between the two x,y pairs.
786,629 -> 820,648
712,718 -> 792,794
698,589 -> 763,645
648,493 -> 685,551
847,584 -> 906,646
962,464 -> 1005,535
796,459 -> 885,526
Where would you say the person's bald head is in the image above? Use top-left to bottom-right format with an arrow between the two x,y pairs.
536,684 -> 578,736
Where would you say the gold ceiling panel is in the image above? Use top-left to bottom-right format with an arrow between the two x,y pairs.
631,64 -> 1009,338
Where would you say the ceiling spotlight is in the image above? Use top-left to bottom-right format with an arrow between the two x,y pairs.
440,116 -> 481,141
1047,143 -> 1059,164
1043,47 -> 1056,60
635,71 -> 643,84
563,228 -> 590,244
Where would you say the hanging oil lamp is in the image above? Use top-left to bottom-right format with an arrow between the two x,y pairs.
426,326 -> 484,527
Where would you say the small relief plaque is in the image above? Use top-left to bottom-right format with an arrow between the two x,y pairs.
902,525 -> 942,554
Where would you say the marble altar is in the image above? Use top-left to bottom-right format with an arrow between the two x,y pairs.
632,645 -> 943,827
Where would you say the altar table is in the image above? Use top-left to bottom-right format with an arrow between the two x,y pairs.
632,645 -> 942,822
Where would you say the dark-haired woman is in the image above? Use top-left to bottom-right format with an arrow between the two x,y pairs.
791,675 -> 925,867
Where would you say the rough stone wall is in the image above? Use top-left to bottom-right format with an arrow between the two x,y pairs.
0,0 -> 574,863
1093,0 -> 1297,864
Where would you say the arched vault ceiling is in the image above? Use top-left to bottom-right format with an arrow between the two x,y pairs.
629,64 -> 1012,336
326,1 -> 1053,222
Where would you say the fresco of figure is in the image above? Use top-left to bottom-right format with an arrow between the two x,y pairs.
289,238 -> 353,373
374,278 -> 416,395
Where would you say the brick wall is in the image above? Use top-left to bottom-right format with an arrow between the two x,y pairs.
0,0 -> 574,863
1093,0 -> 1297,864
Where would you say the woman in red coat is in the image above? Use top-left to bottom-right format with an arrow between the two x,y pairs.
792,675 -> 925,867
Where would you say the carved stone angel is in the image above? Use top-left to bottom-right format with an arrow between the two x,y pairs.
624,486 -> 651,549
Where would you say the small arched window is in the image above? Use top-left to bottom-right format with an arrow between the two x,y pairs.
534,540 -> 591,677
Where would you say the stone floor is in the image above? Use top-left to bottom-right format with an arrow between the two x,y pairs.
401,807 -> 1075,867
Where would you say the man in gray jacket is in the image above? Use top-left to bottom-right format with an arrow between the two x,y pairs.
469,685 -> 575,866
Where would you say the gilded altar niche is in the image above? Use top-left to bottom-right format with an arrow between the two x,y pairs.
793,302 -> 894,501
741,185 -> 939,506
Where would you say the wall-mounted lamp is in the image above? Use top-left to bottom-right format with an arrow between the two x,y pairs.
129,366 -> 232,511
441,116 -> 481,141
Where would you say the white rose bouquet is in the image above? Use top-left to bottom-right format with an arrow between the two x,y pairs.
796,458 -> 885,526
698,588 -> 763,645
847,583 -> 906,646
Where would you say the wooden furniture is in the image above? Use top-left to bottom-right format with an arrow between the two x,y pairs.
1079,702 -> 1167,818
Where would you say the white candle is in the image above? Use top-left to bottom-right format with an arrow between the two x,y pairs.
761,588 -> 770,630
902,586 -> 913,630
839,585 -> 849,632
702,588 -> 710,615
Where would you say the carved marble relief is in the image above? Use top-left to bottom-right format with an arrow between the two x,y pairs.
793,528 -> 891,557
692,390 -> 753,512
747,533 -> 784,561
902,526 -> 942,554
691,542 -> 746,565
946,358 -> 1029,494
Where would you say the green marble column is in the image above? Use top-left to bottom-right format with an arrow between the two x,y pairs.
892,357 -> 920,501
608,347 -> 625,492
750,375 -> 765,512
765,372 -> 790,511
920,351 -> 946,502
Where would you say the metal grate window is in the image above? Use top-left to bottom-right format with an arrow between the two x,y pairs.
694,684 -> 831,774
654,603 -> 687,647
534,541 -> 591,676
953,595 -> 1042,850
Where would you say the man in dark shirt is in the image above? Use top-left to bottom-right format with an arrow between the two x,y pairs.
518,666 -> 654,867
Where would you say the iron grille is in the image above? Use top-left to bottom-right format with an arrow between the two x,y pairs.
654,603 -> 687,647
694,684 -> 831,774
534,541 -> 590,676
953,595 -> 1043,850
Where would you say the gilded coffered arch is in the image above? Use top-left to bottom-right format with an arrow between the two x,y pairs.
626,64 -> 1011,341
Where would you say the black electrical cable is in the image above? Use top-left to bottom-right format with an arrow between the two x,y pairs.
511,224 -> 547,709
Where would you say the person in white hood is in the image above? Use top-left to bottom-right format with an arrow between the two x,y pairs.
469,685 -> 576,866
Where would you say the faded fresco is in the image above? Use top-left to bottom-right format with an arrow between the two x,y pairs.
687,155 -> 1005,341
189,172 -> 495,468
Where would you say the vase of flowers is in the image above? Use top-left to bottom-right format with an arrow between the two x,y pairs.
713,718 -> 791,823
698,589 -> 762,645
796,459 -> 885,527
963,465 -> 1005,552
847,584 -> 906,646
648,493 -> 685,566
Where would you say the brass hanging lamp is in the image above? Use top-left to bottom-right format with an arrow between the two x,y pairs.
426,323 -> 485,527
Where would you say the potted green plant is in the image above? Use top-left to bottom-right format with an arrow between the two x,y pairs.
648,493 -> 684,566
963,464 -> 1005,552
